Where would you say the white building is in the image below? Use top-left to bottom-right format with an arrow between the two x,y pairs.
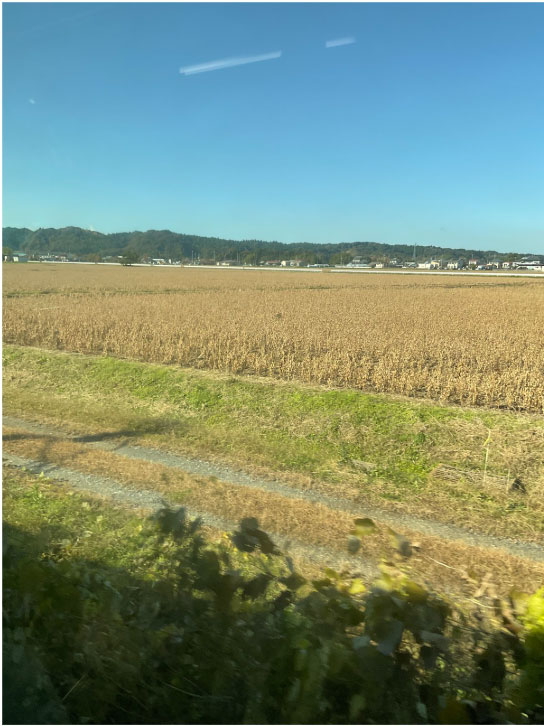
418,259 -> 440,270
515,260 -> 544,270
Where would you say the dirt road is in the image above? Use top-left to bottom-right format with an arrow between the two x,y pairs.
4,414 -> 543,563
4,413 -> 544,600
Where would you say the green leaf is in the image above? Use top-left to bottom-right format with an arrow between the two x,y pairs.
287,678 -> 301,703
509,588 -> 530,616
352,635 -> 371,650
349,578 -> 366,595
416,702 -> 427,720
376,618 -> 404,656
404,579 -> 428,603
349,694 -> 366,721
352,518 -> 377,537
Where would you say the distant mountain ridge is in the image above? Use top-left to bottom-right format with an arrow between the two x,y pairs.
1,226 -> 530,264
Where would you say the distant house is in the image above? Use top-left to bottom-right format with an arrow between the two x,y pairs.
219,260 -> 236,266
502,261 -> 513,269
350,256 -> 372,265
446,260 -> 462,270
418,259 -> 440,270
12,251 -> 28,263
281,259 -> 302,267
347,257 -> 372,268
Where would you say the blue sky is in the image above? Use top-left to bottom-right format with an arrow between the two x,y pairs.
3,2 -> 544,253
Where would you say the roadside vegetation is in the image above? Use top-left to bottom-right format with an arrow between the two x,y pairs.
4,468 -> 544,725
4,345 -> 543,544
5,419 -> 544,599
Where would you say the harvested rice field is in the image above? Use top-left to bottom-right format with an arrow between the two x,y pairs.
3,262 -> 544,411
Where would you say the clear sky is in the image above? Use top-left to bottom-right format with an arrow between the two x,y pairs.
3,2 -> 544,253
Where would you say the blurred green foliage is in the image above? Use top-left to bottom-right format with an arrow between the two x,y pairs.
3,494 -> 543,724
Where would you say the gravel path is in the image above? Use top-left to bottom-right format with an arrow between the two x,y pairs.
3,451 -> 377,578
4,414 -> 544,563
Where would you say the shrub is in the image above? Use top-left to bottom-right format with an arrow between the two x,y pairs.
3,509 -> 542,724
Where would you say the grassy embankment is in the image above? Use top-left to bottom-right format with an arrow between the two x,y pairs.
3,344 -> 543,543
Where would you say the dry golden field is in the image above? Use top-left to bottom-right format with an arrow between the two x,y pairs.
3,263 -> 544,412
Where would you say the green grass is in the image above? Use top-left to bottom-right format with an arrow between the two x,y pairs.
3,344 -> 543,536
2,465 -> 271,583
3,467 -> 149,572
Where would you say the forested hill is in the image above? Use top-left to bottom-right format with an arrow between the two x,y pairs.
2,226 -> 518,264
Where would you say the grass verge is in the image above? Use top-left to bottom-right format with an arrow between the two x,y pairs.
4,430 -> 544,598
3,344 -> 543,540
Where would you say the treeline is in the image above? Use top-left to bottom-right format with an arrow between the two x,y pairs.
2,226 -> 521,264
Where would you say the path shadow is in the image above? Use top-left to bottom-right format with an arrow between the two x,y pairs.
3,417 -> 184,446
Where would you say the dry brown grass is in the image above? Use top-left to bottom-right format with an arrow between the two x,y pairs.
4,427 -> 543,599
3,264 -> 544,411
3,405 -> 543,543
